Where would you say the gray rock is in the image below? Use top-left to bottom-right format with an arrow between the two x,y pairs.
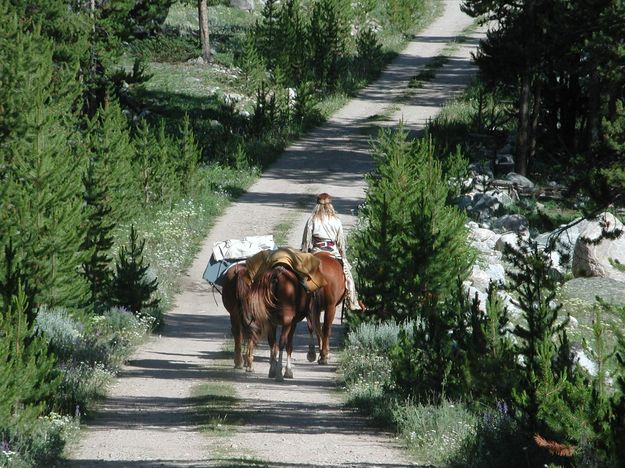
572,212 -> 625,282
469,227 -> 500,249
495,154 -> 514,176
484,189 -> 514,208
468,160 -> 494,178
495,231 -> 530,252
469,262 -> 506,291
574,349 -> 597,376
505,172 -> 535,189
491,214 -> 529,233
560,277 -> 625,306
466,286 -> 488,312
454,194 -> 474,210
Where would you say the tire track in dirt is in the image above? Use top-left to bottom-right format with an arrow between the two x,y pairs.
64,2 -> 481,466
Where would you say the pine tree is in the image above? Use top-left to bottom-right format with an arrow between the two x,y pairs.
80,159 -> 115,314
255,0 -> 280,69
133,118 -> 159,206
177,114 -> 200,195
0,282 -> 60,437
0,10 -> 88,308
275,0 -> 307,86
354,126 -> 474,321
87,103 -> 139,222
0,242 -> 36,326
110,225 -> 160,315
240,34 -> 267,94
308,0 -> 348,89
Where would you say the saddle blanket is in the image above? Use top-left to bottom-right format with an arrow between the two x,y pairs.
245,247 -> 327,292
212,234 -> 276,261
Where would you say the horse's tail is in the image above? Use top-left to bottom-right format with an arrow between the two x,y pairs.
243,267 -> 277,342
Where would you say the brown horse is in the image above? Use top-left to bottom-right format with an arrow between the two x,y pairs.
221,263 -> 256,371
242,252 -> 346,380
306,252 -> 346,365
243,263 -> 311,381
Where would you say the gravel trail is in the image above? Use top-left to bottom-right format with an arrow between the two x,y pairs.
64,2 -> 481,466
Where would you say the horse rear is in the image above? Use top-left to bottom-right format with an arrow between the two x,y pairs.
221,263 -> 255,371
243,264 -> 311,381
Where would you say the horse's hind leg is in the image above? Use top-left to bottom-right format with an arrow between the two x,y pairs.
268,325 -> 278,378
284,323 -> 298,379
244,336 -> 255,373
306,318 -> 317,363
319,304 -> 336,365
230,310 -> 244,369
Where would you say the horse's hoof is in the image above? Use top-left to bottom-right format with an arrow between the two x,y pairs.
275,373 -> 284,382
268,368 -> 276,378
284,367 -> 294,379
245,367 -> 255,373
307,350 -> 317,362
318,356 -> 328,365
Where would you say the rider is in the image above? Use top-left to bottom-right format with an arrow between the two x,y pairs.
300,193 -> 364,311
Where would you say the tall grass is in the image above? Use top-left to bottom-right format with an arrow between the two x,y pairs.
339,321 -> 476,465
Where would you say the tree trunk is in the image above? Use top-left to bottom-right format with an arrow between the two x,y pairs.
586,71 -> 601,148
529,79 -> 542,164
515,71 -> 531,176
198,0 -> 211,64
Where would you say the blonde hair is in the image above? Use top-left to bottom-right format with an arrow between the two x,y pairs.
312,202 -> 337,221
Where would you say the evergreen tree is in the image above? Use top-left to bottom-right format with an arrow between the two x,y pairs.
133,118 -> 159,206
308,0 -> 348,89
0,283 -> 60,437
80,160 -> 115,314
275,0 -> 307,86
240,34 -> 267,93
177,114 -> 200,195
110,226 -> 160,315
354,127 -> 474,321
87,102 -> 139,222
0,10 -> 87,308
255,0 -> 280,69
0,242 -> 36,327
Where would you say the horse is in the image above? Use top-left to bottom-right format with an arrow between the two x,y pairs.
221,263 -> 257,371
242,252 -> 347,381
243,263 -> 312,381
306,252 -> 346,365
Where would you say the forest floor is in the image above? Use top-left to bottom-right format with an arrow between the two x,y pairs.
64,1 -> 482,466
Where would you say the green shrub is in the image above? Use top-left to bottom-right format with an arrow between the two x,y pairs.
393,400 -> 476,464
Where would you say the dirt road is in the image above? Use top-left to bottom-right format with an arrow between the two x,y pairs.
65,2 -> 481,466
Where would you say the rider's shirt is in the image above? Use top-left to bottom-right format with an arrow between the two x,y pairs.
301,215 -> 345,258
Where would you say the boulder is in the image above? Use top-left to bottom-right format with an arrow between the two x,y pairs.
536,218 -> 590,253
505,172 -> 535,189
495,231 -> 530,252
572,212 -> 625,282
469,227 -> 500,250
491,214 -> 529,233
469,262 -> 506,291
495,154 -> 514,176
454,194 -> 474,210
466,286 -> 488,312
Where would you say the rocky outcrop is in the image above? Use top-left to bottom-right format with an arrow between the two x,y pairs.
572,212 -> 625,282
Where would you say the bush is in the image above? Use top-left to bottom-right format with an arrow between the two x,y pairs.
393,400 -> 476,464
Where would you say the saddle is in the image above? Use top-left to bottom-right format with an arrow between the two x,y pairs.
245,247 -> 328,292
